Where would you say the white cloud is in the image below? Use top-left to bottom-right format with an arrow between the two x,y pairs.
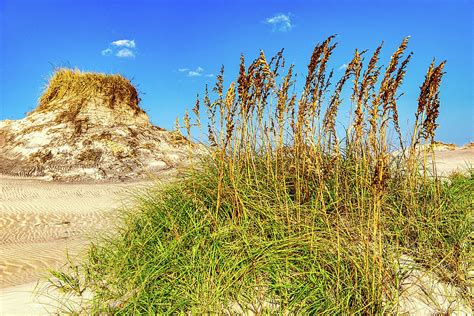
179,66 -> 205,77
338,63 -> 348,70
188,71 -> 202,77
102,39 -> 137,58
205,74 -> 214,77
116,48 -> 135,58
266,13 -> 293,32
101,48 -> 113,56
112,39 -> 136,48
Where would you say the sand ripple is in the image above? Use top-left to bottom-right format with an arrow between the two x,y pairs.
0,176 -> 152,289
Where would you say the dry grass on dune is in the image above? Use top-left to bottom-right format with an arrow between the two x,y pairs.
37,68 -> 144,116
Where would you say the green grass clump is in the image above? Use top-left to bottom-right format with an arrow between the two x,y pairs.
47,37 -> 473,314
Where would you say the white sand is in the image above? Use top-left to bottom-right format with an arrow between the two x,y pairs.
0,282 -> 56,315
0,176 -> 154,314
427,147 -> 474,176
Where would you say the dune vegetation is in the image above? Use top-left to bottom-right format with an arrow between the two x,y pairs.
37,68 -> 144,115
47,36 -> 473,314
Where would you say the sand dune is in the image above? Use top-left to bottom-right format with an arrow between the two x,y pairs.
427,146 -> 474,176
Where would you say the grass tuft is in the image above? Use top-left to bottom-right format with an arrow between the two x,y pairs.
37,68 -> 144,116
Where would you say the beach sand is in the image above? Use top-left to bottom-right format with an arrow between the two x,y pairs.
0,176 -> 154,314
426,146 -> 474,176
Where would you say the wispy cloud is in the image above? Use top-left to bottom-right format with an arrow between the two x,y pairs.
265,13 -> 293,32
338,63 -> 348,70
116,48 -> 135,58
111,39 -> 136,48
188,71 -> 202,77
101,39 -> 137,58
101,48 -> 113,56
178,66 -> 213,78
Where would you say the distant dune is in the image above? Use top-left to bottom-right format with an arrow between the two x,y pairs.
0,68 -> 196,182
427,142 -> 474,176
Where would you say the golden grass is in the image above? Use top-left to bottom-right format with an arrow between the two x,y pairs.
37,68 -> 144,115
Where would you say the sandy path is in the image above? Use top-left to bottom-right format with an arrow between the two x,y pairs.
0,176 -> 155,314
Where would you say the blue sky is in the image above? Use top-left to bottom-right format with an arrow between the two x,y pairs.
1,0 -> 473,144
